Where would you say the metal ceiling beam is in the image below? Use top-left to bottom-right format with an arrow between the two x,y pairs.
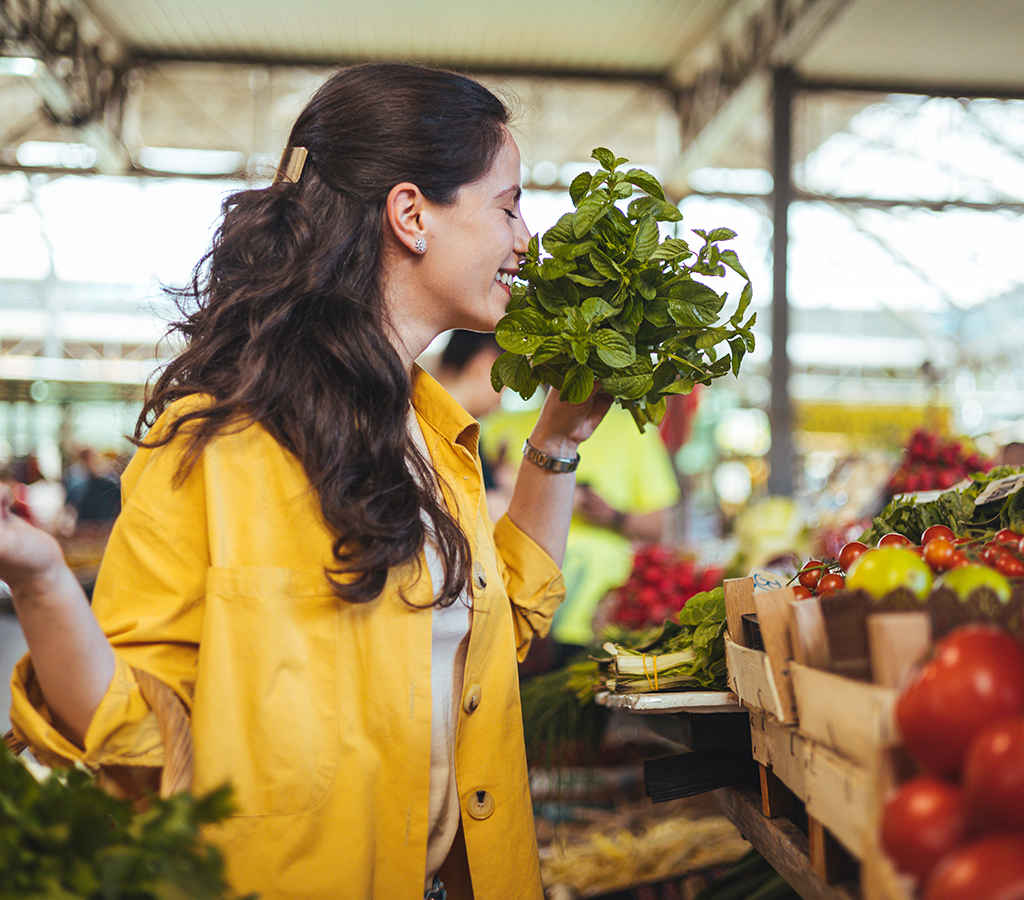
0,0 -> 131,173
664,0 -> 854,199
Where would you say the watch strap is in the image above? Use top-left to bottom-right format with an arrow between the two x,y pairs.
521,439 -> 580,473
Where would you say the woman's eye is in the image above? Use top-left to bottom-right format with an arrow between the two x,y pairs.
505,208 -> 519,220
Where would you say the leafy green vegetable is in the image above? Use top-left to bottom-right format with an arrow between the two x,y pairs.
599,587 -> 728,691
860,466 -> 1024,546
0,742 -> 252,899
491,148 -> 756,431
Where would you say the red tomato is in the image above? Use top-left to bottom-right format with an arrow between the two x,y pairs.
791,584 -> 813,600
798,560 -> 822,591
963,715 -> 1024,833
881,776 -> 968,886
879,532 -> 913,548
996,554 -> 1024,578
922,524 -> 956,545
838,540 -> 869,572
924,537 -> 957,571
816,572 -> 845,596
923,833 -> 1024,900
895,625 -> 1024,777
996,528 -> 1024,547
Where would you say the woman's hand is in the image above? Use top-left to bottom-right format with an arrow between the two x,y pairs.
526,386 -> 614,460
0,485 -> 66,593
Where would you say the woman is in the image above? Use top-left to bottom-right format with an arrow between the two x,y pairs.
0,63 -> 610,899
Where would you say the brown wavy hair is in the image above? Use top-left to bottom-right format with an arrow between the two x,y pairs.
135,63 -> 511,606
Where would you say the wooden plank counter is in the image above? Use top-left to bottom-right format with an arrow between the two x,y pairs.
713,784 -> 860,900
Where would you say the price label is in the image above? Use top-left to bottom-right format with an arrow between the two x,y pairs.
748,568 -> 788,593
975,474 -> 1024,505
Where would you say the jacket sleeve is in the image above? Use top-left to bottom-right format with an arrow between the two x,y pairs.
9,418 -> 210,772
491,513 -> 565,662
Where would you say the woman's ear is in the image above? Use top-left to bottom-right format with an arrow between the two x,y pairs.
386,182 -> 428,255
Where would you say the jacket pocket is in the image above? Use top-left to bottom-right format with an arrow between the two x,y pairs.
191,567 -> 339,816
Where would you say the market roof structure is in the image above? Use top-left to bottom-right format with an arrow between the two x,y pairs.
2,0 -> 1023,489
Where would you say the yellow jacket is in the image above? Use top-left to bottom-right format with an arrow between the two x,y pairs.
11,366 -> 562,900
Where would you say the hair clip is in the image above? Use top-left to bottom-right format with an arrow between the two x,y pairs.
273,146 -> 308,185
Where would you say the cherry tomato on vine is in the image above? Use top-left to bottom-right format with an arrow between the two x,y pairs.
921,524 -> 956,545
838,540 -> 868,572
995,528 -> 1024,547
791,584 -> 813,600
816,573 -> 845,596
924,537 -> 956,571
995,553 -> 1024,578
878,532 -> 913,549
980,542 -> 1003,566
798,561 -> 822,591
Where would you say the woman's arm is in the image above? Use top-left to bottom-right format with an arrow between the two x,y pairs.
505,387 -> 613,565
0,487 -> 115,745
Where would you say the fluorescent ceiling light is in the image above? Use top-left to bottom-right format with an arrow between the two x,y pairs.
16,141 -> 97,168
138,147 -> 244,175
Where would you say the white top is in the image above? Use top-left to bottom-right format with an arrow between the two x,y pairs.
409,409 -> 473,888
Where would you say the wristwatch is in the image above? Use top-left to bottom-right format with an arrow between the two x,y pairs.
522,439 -> 580,473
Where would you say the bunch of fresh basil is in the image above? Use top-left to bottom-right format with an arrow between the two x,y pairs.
491,148 -> 756,431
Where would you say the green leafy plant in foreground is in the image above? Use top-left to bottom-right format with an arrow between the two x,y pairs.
491,147 -> 756,431
0,741 -> 252,899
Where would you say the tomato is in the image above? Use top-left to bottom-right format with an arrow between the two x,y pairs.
996,553 -> 1024,578
791,584 -> 813,600
924,536 -> 957,571
922,524 -> 956,545
996,528 -> 1024,547
922,833 -> 1024,900
896,624 -> 1024,777
838,540 -> 868,573
798,560 -> 822,591
880,775 -> 968,886
963,715 -> 1024,833
847,547 -> 933,600
878,532 -> 913,548
937,564 -> 1011,602
981,542 -> 1004,565
816,573 -> 845,596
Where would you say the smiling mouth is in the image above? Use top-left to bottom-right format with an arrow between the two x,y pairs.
495,272 -> 517,287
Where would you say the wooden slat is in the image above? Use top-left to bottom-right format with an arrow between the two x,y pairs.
713,785 -> 860,900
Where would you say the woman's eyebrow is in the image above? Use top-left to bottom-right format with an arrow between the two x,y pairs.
495,185 -> 522,202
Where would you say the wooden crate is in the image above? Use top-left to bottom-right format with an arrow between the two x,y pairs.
791,663 -> 899,768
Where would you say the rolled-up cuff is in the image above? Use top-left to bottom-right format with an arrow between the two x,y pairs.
10,652 -> 165,772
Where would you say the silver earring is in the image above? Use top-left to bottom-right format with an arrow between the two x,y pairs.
414,237 -> 426,253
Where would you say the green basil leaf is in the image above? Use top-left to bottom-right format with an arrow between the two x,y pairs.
624,168 -> 665,200
573,192 -> 613,238
633,216 -> 660,262
581,296 -> 617,324
721,248 -> 750,281
592,147 -> 617,171
490,352 -> 537,397
495,309 -> 549,353
589,248 -> 622,280
592,329 -> 635,368
648,237 -> 693,263
560,363 -> 595,403
568,171 -> 592,206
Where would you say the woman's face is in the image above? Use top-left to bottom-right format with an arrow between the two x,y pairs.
419,130 -> 531,333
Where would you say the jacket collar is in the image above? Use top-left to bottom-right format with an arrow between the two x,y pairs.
411,363 -> 480,455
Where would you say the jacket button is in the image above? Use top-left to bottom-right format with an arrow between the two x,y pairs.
472,561 -> 487,590
463,684 -> 482,714
466,789 -> 495,820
